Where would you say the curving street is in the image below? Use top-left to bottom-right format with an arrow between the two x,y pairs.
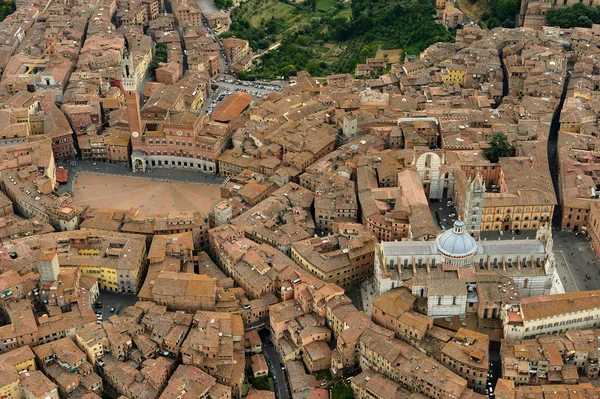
195,0 -> 219,14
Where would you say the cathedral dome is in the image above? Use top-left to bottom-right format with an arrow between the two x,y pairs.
436,220 -> 477,261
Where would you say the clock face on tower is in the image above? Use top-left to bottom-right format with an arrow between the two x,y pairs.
132,131 -> 139,138
176,130 -> 183,136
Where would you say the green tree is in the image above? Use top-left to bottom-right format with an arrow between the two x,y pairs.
215,0 -> 233,9
481,0 -> 520,28
229,0 -> 453,79
484,132 -> 511,163
332,384 -> 354,399
150,43 -> 168,73
0,1 -> 14,23
546,3 -> 600,27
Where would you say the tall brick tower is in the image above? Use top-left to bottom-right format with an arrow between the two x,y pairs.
121,52 -> 146,172
121,52 -> 143,145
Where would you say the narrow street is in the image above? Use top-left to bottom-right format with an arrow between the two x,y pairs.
259,329 -> 291,399
548,70 -> 571,228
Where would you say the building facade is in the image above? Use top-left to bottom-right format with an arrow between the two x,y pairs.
373,222 -> 559,318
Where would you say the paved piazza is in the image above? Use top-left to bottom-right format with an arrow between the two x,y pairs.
72,173 -> 221,214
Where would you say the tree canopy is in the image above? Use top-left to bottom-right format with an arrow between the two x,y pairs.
228,0 -> 453,79
335,0 -> 454,54
484,132 -> 511,163
215,0 -> 233,9
150,43 -> 167,73
0,2 -> 14,23
546,3 -> 600,28
481,0 -> 520,28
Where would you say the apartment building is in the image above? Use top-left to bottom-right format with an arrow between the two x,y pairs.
501,335 -> 585,385
75,324 -> 109,365
291,224 -> 376,289
371,288 -> 433,343
357,329 -> 471,399
439,329 -> 490,392
160,365 -> 232,399
502,291 -> 600,341
351,369 -> 414,399
17,230 -> 148,294
314,179 -> 358,232
20,371 -> 59,399
181,311 -> 245,397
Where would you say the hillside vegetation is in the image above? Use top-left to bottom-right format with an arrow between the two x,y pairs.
546,3 -> 600,27
224,0 -> 453,79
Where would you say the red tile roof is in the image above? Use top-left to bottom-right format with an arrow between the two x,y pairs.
212,93 -> 252,123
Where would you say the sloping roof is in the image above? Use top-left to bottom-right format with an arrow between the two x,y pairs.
212,93 -> 252,123
520,290 -> 600,321
55,168 -> 68,183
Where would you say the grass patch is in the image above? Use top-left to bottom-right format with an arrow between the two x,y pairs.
456,0 -> 490,23
336,6 -> 351,19
316,0 -> 336,11
247,0 -> 298,28
247,368 -> 275,392
375,46 -> 403,63
318,46 -> 330,53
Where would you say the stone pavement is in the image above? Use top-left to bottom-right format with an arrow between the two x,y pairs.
481,227 -> 600,293
57,159 -> 225,195
72,173 -> 222,214
552,229 -> 600,292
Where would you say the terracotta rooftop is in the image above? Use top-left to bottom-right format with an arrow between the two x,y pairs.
212,93 -> 252,123
520,290 -> 600,321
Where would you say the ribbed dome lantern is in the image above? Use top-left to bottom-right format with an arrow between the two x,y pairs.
435,220 -> 477,267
